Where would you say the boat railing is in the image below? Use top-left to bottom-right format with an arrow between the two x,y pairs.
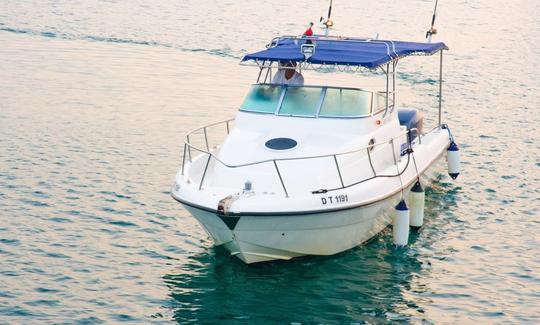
181,119 -> 427,197
240,36 -> 398,72
269,35 -> 398,59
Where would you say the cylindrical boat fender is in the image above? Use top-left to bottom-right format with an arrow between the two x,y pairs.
409,181 -> 425,229
447,141 -> 460,180
393,200 -> 410,246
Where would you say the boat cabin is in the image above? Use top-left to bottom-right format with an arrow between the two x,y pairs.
241,35 -> 448,124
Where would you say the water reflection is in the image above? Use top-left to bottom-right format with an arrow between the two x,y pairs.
165,242 -> 424,323
163,173 -> 460,324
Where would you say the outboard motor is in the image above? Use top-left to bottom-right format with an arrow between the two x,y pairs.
398,108 -> 424,141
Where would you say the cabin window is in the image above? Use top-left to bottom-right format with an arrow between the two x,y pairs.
372,92 -> 389,113
240,84 -> 282,114
373,92 -> 386,112
240,84 -> 386,118
319,88 -> 372,117
278,87 -> 321,117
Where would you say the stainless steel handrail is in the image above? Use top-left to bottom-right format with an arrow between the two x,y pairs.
268,35 -> 396,59
185,127 -> 411,168
185,118 -> 236,139
180,118 -> 429,196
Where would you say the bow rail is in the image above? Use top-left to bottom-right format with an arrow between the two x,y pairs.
180,119 -> 434,197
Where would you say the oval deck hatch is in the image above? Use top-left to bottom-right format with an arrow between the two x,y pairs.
265,138 -> 297,150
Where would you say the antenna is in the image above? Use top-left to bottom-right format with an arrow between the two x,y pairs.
425,0 -> 439,42
320,0 -> 334,35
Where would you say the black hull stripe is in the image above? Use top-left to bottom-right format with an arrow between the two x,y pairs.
172,190 -> 392,217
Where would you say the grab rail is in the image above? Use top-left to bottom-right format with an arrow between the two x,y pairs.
181,118 -> 428,197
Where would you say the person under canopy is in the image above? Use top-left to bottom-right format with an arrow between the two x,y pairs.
272,61 -> 304,86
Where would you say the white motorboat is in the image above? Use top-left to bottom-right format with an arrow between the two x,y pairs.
171,35 -> 460,264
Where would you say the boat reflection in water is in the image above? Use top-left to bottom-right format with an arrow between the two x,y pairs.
163,174 -> 461,323
164,236 -> 425,323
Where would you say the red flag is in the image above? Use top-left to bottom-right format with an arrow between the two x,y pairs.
303,22 -> 314,36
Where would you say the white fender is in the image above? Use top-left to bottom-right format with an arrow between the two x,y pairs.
393,200 -> 410,246
447,142 -> 460,180
409,181 -> 425,228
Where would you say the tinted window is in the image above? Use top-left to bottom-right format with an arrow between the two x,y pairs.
240,84 -> 282,113
278,87 -> 322,117
319,88 -> 372,117
240,84 -> 383,118
373,92 -> 391,113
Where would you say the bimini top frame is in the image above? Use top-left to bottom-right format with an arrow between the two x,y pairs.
241,35 -> 448,70
241,34 -> 448,127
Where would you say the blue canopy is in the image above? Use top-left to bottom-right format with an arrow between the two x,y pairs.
242,36 -> 448,69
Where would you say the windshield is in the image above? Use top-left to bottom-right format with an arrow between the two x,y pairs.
240,84 -> 390,117
279,87 -> 322,117
240,84 -> 282,113
319,88 -> 372,117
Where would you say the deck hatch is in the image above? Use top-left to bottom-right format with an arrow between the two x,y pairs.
265,138 -> 298,150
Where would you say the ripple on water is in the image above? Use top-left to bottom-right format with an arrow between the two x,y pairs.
1,0 -> 539,323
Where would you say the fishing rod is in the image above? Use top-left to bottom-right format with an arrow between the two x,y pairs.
320,0 -> 334,35
425,0 -> 439,42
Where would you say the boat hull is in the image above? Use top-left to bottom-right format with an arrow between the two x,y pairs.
179,172 -> 434,264
173,120 -> 451,264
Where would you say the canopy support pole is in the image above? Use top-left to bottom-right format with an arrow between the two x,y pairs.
392,60 -> 396,113
385,63 -> 390,116
438,50 -> 443,128
263,67 -> 271,83
256,66 -> 263,83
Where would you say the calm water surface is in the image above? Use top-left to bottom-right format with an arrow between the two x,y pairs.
1,0 -> 539,323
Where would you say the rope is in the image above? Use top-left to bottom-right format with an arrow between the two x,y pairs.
395,144 -> 406,200
409,135 -> 421,182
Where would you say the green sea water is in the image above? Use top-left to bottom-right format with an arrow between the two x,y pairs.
0,0 -> 539,323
